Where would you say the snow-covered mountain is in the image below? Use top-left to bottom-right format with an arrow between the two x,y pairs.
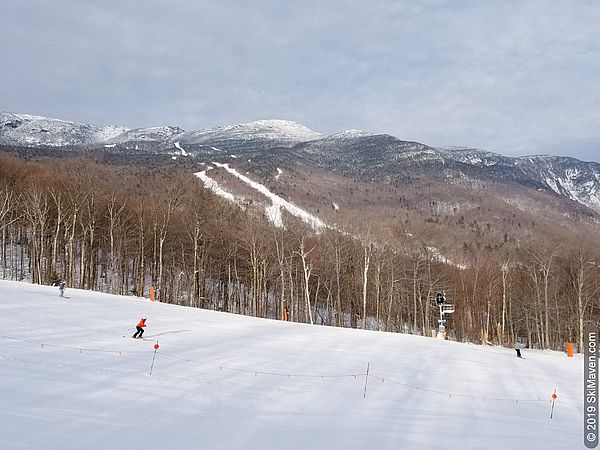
2,110 -> 599,214
437,146 -> 515,167
175,119 -> 322,151
291,133 -> 445,174
107,125 -> 185,144
0,112 -> 126,147
0,113 -> 321,153
515,155 -> 600,212
438,147 -> 600,213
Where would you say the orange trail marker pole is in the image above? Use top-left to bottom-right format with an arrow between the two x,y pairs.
567,342 -> 574,357
149,340 -> 160,375
550,389 -> 557,419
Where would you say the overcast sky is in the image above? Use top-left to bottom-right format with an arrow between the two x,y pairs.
2,0 -> 599,161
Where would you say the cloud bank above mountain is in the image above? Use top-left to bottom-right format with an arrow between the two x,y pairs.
1,0 -> 599,161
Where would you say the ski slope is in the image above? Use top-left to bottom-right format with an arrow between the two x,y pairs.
0,281 -> 583,450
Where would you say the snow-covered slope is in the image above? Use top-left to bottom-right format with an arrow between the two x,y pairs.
2,110 -> 599,214
0,113 -> 321,153
107,126 -> 185,144
176,119 -> 322,151
0,112 -> 126,147
437,146 -> 515,167
329,129 -> 374,139
213,162 -> 326,230
194,162 -> 327,231
294,133 -> 446,171
194,165 -> 238,203
516,155 -> 600,212
439,147 -> 600,212
0,281 -> 583,450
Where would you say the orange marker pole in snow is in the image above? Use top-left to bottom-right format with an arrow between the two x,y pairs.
567,342 -> 574,357
149,341 -> 160,375
150,285 -> 155,302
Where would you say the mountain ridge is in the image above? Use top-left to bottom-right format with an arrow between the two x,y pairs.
1,110 -> 599,215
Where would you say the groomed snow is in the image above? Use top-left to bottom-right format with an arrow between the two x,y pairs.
0,281 -> 582,450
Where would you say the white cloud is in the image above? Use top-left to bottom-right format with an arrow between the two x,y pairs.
1,0 -> 598,161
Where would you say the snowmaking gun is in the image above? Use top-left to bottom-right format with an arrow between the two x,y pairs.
434,292 -> 454,339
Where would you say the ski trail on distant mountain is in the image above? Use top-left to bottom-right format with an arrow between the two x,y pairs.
212,162 -> 326,231
174,142 -> 188,156
193,166 -> 237,202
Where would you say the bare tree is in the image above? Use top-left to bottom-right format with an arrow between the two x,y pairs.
296,235 -> 315,325
567,248 -> 600,351
156,183 -> 184,302
361,240 -> 373,329
22,182 -> 50,284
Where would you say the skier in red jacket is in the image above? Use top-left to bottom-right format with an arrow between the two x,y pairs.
132,318 -> 147,339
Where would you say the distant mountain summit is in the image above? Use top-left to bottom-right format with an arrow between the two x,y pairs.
0,113 -> 322,152
0,112 -> 126,147
175,119 -> 322,152
108,126 -> 185,144
178,119 -> 321,144
1,110 -> 599,214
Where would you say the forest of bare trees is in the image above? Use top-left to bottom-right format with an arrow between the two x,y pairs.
1,154 -> 598,351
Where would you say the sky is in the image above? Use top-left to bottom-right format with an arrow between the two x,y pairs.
1,0 -> 599,161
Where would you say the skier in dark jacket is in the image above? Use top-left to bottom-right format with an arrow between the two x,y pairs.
132,318 -> 147,338
59,280 -> 66,297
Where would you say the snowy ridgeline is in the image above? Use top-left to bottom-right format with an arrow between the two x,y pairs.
2,111 -> 599,214
0,280 -> 583,450
0,113 -> 321,149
